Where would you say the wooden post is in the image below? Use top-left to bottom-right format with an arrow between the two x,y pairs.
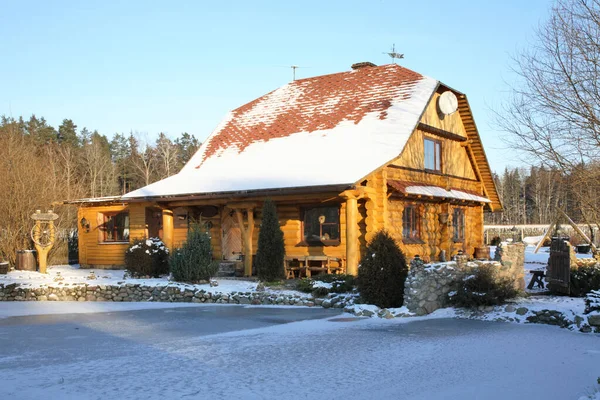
558,208 -> 598,252
162,209 -> 174,251
35,242 -> 50,274
345,195 -> 359,276
235,208 -> 255,276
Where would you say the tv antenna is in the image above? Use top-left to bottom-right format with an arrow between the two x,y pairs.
291,65 -> 301,81
275,65 -> 311,81
383,44 -> 404,64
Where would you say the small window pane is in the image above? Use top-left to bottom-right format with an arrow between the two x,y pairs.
403,206 -> 419,239
103,212 -> 129,242
453,208 -> 465,241
303,206 -> 340,243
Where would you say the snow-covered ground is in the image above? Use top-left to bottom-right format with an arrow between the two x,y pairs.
0,305 -> 599,400
0,264 -> 256,291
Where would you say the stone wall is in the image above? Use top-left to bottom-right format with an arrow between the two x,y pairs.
493,242 -> 526,290
404,244 -> 526,316
0,282 -> 353,309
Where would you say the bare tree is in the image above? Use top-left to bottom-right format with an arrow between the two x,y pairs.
154,133 -> 179,179
497,0 -> 600,218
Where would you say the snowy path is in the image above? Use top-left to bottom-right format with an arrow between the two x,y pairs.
0,305 -> 599,399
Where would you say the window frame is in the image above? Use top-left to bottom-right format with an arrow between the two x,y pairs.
300,205 -> 341,246
424,137 -> 442,173
402,204 -> 423,244
452,208 -> 465,242
101,211 -> 130,243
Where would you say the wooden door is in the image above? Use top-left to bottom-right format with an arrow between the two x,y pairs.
221,211 -> 242,260
548,237 -> 570,294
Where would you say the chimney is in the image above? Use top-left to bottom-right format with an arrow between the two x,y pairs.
351,62 -> 377,70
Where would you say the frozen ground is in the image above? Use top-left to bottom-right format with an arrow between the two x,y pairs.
0,305 -> 599,400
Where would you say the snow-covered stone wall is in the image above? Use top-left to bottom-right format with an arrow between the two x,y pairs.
0,283 -> 354,309
404,244 -> 525,316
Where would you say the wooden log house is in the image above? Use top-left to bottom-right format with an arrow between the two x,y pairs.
67,62 -> 502,276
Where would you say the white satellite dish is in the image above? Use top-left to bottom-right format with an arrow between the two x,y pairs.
438,91 -> 458,115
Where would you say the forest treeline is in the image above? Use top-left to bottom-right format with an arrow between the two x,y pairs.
485,164 -> 600,227
0,115 -> 200,264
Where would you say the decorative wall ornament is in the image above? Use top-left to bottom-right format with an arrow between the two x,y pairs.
30,209 -> 59,274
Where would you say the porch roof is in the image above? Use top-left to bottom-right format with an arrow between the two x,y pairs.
388,180 -> 491,204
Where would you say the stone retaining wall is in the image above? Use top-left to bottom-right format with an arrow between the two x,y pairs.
0,282 -> 354,309
404,243 -> 526,316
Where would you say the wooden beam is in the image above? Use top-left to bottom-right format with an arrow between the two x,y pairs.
161,209 -> 174,251
534,217 -> 560,254
235,208 -> 255,276
464,143 -> 491,210
558,209 -> 598,252
418,123 -> 468,142
227,201 -> 259,209
344,195 -> 359,276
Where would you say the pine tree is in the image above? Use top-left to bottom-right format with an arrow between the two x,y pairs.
174,132 -> 200,170
357,230 -> 408,308
58,119 -> 79,147
255,199 -> 285,281
170,222 -> 219,282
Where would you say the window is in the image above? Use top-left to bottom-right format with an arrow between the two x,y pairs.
402,205 -> 421,242
453,208 -> 465,242
102,211 -> 129,242
424,138 -> 442,172
302,206 -> 340,245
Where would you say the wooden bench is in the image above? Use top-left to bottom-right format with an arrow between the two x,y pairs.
527,270 -> 545,289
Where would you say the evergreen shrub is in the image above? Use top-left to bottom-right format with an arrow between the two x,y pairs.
124,237 -> 169,278
570,264 -> 600,297
448,264 -> 518,307
170,222 -> 219,283
255,199 -> 285,281
357,231 -> 408,308
490,236 -> 502,246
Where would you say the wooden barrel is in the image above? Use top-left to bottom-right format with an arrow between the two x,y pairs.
0,261 -> 8,274
474,246 -> 490,260
16,250 -> 37,271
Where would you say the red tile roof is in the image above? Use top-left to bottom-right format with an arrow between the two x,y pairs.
196,64 -> 426,166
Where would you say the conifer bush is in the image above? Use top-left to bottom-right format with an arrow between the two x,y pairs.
255,199 -> 285,281
169,222 -> 219,283
570,264 -> 600,297
447,264 -> 518,307
357,231 -> 408,308
124,237 -> 169,278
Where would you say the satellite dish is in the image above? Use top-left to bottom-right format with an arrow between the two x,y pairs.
438,91 -> 458,115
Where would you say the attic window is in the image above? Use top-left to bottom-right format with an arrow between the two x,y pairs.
424,138 -> 442,173
301,206 -> 340,246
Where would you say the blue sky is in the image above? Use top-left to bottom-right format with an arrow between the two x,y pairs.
1,0 -> 551,173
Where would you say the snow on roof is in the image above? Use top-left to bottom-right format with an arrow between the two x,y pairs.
62,196 -> 124,204
123,64 -> 438,199
388,180 -> 491,203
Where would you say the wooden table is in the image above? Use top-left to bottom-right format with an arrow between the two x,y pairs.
284,256 -> 344,278
527,270 -> 545,289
